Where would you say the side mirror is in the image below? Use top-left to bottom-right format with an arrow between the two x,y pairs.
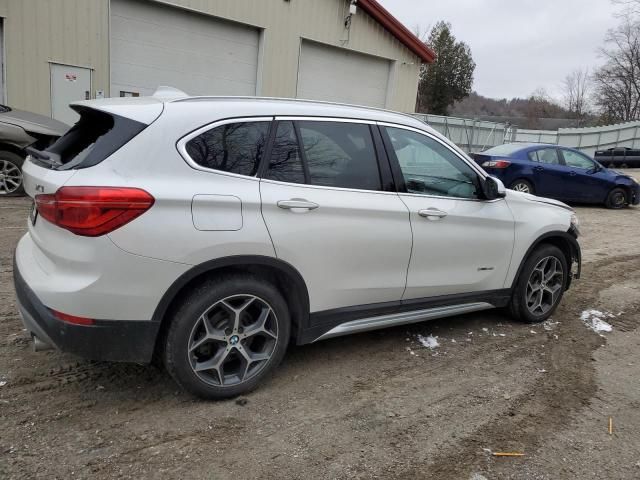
483,176 -> 506,200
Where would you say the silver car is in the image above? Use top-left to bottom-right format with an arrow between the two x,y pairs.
0,106 -> 68,196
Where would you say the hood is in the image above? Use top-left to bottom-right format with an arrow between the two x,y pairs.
0,107 -> 69,137
506,189 -> 573,211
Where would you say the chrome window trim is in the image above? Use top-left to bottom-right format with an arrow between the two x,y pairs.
273,116 -> 377,124
259,177 -> 401,196
176,116 -> 274,181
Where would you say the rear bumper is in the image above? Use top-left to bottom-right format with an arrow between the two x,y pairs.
13,256 -> 159,363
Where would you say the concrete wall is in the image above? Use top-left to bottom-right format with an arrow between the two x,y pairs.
0,0 -> 421,117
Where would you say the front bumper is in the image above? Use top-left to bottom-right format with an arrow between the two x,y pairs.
630,183 -> 640,205
13,256 -> 160,363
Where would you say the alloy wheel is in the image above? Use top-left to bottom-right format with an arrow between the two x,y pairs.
187,294 -> 279,387
512,182 -> 531,193
525,256 -> 564,315
0,159 -> 22,195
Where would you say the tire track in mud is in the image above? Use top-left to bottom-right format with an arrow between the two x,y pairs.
396,254 -> 640,479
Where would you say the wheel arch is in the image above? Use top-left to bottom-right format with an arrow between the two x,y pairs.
0,143 -> 27,159
510,230 -> 581,291
152,255 -> 311,358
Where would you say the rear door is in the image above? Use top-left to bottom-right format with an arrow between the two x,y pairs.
381,124 -> 514,300
259,119 -> 412,314
528,147 -> 568,199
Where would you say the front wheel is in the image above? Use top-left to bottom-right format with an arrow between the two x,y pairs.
164,275 -> 290,399
508,244 -> 568,323
510,179 -> 534,194
605,187 -> 627,209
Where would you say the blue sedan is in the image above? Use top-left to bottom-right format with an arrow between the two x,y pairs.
474,143 -> 640,209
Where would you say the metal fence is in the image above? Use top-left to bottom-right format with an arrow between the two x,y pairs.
412,113 -> 640,156
411,113 -> 516,153
513,121 -> 640,156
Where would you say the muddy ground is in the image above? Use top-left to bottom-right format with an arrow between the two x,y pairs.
1,172 -> 639,479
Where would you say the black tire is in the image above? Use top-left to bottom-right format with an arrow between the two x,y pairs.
508,244 -> 568,324
164,274 -> 290,399
605,187 -> 627,209
0,150 -> 25,197
510,179 -> 534,195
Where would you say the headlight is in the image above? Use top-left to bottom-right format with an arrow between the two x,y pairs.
630,177 -> 638,185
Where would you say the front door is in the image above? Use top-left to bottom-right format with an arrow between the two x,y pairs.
260,119 -> 412,314
560,149 -> 608,202
381,125 -> 515,300
50,63 -> 91,125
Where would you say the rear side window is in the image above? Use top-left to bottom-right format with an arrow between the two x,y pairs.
265,120 -> 382,191
186,121 -> 270,176
44,107 -> 146,170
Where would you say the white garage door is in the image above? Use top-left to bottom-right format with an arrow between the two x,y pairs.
297,41 -> 391,108
110,0 -> 260,98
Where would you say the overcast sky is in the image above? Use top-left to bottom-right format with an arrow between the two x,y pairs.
377,0 -> 620,100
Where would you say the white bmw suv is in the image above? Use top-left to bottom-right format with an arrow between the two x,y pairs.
14,89 -> 581,399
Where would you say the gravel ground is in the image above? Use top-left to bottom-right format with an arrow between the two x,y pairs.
1,171 -> 639,479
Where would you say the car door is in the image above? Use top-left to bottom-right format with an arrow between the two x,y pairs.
528,148 -> 568,199
560,149 -> 608,202
380,124 -> 515,300
259,119 -> 412,314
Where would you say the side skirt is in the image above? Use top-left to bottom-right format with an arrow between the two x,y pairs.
313,302 -> 493,342
299,289 -> 511,344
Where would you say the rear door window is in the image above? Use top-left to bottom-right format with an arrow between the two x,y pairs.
264,120 -> 382,191
186,121 -> 270,176
529,148 -> 561,165
298,121 -> 381,191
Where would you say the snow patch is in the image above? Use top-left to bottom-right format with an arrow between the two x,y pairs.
417,334 -> 439,350
581,310 -> 613,334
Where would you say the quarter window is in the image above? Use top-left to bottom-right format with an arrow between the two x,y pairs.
385,127 -> 479,199
185,121 -> 270,176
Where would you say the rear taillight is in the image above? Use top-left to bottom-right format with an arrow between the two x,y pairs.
482,160 -> 512,169
35,186 -> 154,237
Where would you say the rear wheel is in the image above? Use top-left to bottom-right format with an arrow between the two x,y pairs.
164,275 -> 290,399
508,244 -> 568,323
0,151 -> 25,196
510,179 -> 534,194
605,187 -> 627,209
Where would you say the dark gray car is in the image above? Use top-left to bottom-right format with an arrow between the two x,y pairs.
0,106 -> 68,196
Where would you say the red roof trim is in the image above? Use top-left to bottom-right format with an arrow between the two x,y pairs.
357,0 -> 436,63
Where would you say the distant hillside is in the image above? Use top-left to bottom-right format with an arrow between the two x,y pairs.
447,92 -> 595,129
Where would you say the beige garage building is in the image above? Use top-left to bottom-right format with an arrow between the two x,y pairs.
0,0 -> 434,124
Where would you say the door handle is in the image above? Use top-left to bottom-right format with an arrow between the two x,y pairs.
534,166 -> 544,171
277,199 -> 319,210
418,208 -> 448,219
568,171 -> 577,176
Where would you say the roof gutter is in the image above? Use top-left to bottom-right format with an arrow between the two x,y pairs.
356,0 -> 436,63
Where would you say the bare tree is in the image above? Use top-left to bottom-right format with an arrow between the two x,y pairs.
562,68 -> 590,123
593,17 -> 640,122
